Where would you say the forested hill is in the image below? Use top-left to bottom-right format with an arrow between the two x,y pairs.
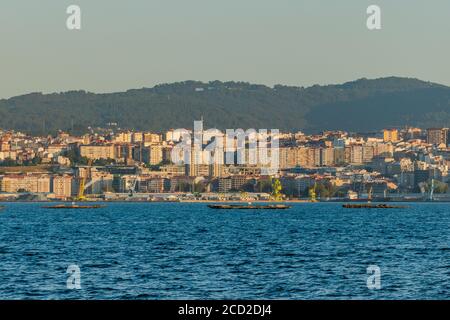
1,77 -> 449,135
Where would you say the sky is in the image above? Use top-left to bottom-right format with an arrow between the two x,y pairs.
1,0 -> 450,99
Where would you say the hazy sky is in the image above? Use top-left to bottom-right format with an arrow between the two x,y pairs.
1,0 -> 449,98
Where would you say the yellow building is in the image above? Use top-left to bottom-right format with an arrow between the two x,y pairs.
161,165 -> 186,176
114,132 -> 133,143
132,132 -> 144,143
149,145 -> 163,165
383,129 -> 399,142
144,133 -> 162,144
80,145 -> 115,160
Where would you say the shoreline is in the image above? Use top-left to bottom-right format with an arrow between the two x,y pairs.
0,199 -> 313,203
0,199 -> 447,203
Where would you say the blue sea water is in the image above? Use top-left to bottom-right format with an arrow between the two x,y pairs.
0,202 -> 448,300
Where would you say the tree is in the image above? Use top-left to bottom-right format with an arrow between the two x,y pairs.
193,182 -> 206,193
314,181 -> 339,198
0,78 -> 444,136
176,182 -> 191,192
93,158 -> 115,166
31,157 -> 42,165
256,178 -> 272,193
62,148 -> 89,165
239,181 -> 255,192
425,180 -> 449,194
0,158 -> 18,167
271,178 -> 283,201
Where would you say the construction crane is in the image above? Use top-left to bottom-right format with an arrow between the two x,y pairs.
76,159 -> 93,201
429,179 -> 435,201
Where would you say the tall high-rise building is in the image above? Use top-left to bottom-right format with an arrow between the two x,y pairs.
320,148 -> 335,166
296,147 -> 316,168
279,147 -> 296,169
52,175 -> 74,198
350,145 -> 363,164
149,145 -> 163,165
334,147 -> 345,165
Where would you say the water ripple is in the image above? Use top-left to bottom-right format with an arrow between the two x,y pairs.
0,202 -> 448,300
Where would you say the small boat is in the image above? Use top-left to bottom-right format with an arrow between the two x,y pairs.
343,204 -> 407,209
208,204 -> 291,210
43,203 -> 106,209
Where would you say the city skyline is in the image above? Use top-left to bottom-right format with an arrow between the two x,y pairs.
1,125 -> 449,201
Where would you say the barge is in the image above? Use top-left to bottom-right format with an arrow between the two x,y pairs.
208,204 -> 291,210
343,204 -> 407,209
43,203 -> 106,209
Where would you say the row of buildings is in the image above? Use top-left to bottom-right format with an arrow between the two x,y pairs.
1,126 -> 450,200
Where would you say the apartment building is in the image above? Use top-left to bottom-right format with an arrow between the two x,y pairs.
0,174 -> 51,193
80,145 -> 115,160
52,175 -> 74,198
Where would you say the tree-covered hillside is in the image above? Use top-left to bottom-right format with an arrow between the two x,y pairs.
0,77 -> 448,135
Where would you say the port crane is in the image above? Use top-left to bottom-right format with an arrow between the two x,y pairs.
126,177 -> 138,197
76,159 -> 93,201
418,179 -> 436,201
367,185 -> 373,203
429,179 -> 435,201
